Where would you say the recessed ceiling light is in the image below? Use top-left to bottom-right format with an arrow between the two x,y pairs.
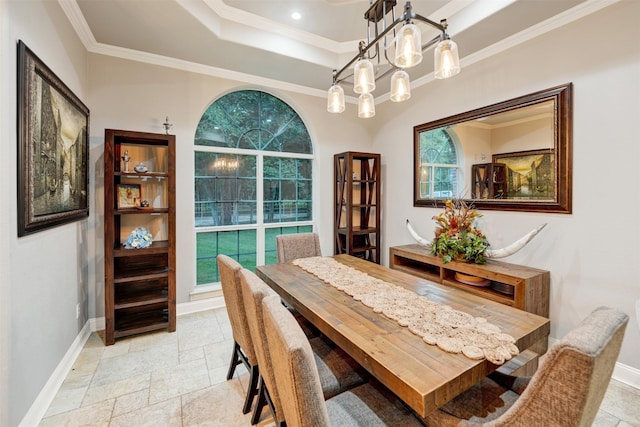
291,11 -> 301,20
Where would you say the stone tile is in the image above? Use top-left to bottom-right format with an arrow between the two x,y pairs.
43,385 -> 88,417
128,329 -> 178,353
592,410 -> 621,427
180,346 -> 205,363
91,343 -> 179,387
178,316 -> 225,351
203,339 -> 234,371
148,357 -> 211,404
83,373 -> 150,406
618,421 -> 640,427
109,396 -> 182,427
39,399 -> 114,427
112,388 -> 150,417
181,380 -> 251,426
599,380 -> 640,425
102,339 -> 131,359
209,365 -> 231,385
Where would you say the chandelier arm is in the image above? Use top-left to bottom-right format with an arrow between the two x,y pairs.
422,33 -> 445,52
411,13 -> 447,32
334,13 -> 407,82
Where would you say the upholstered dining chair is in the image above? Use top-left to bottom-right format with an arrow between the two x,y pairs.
216,254 -> 259,414
276,232 -> 322,263
275,232 -> 323,337
239,268 -> 368,426
422,306 -> 629,427
262,294 -> 426,427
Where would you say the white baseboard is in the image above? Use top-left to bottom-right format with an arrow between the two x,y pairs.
613,362 -> 640,390
19,320 -> 92,427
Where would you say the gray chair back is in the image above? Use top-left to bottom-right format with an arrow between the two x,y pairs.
263,296 -> 331,427
497,306 -> 628,427
239,269 -> 286,423
217,255 -> 257,366
276,232 -> 321,263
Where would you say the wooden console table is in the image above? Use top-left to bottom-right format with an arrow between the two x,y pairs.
390,244 -> 550,361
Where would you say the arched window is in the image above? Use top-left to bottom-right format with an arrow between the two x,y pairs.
194,90 -> 314,285
417,128 -> 459,198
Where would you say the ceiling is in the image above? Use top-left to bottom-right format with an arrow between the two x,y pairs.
60,0 -> 610,100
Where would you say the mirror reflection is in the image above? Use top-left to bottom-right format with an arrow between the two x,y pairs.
414,84 -> 572,213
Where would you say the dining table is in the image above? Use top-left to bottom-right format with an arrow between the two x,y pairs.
255,254 -> 550,418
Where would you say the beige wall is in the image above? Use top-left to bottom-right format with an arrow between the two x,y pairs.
374,0 -> 640,372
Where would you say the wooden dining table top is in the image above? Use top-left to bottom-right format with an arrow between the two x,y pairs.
255,254 -> 550,417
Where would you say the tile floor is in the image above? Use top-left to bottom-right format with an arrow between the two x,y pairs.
40,307 -> 640,426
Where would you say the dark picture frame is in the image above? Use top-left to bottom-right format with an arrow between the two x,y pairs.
116,184 -> 141,209
17,40 -> 90,236
492,149 -> 555,200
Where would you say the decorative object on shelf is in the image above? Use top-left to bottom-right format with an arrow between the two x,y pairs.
454,272 -> 491,287
17,40 -> 90,236
327,0 -> 460,118
163,116 -> 173,134
134,163 -> 148,173
116,183 -> 141,209
431,199 -> 489,264
124,226 -> 153,249
140,200 -> 149,207
407,200 -> 547,263
122,150 -> 131,172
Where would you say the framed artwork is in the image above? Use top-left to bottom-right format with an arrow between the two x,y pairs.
17,40 -> 90,236
492,149 -> 555,200
117,184 -> 141,209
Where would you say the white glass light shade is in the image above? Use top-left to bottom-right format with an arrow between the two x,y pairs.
353,59 -> 375,94
327,84 -> 345,113
395,23 -> 422,68
434,38 -> 460,79
358,93 -> 375,118
390,69 -> 411,102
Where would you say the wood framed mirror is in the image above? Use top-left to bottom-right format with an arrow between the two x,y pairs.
413,83 -> 572,213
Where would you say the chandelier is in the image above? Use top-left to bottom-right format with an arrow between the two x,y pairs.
327,0 -> 461,118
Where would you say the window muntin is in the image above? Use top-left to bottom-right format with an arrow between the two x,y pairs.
418,128 -> 459,198
194,90 -> 313,286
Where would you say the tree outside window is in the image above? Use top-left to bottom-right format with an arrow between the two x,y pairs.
418,128 -> 459,199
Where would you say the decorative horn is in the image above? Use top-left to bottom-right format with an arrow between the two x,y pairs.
406,219 -> 547,259
406,219 -> 433,248
484,223 -> 547,258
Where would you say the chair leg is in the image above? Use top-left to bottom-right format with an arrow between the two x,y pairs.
251,377 -> 267,425
242,363 -> 260,414
226,341 -> 242,380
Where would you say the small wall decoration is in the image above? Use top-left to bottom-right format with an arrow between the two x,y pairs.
492,149 -> 555,200
116,184 -> 141,209
17,40 -> 90,236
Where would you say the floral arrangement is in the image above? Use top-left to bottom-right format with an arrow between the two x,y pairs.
431,199 -> 489,264
124,227 -> 153,249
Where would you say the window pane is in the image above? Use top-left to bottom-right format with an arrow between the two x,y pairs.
434,167 -> 457,198
263,157 -> 312,223
420,129 -> 457,164
264,225 -> 313,265
196,230 -> 257,285
195,153 -> 256,227
195,91 -> 313,154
